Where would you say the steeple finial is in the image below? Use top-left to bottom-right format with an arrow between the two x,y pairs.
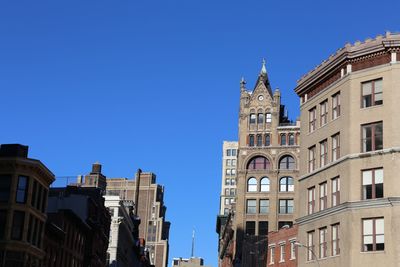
240,76 -> 246,91
260,58 -> 267,75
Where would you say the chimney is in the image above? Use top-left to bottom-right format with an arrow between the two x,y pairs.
0,144 -> 29,158
91,162 -> 102,174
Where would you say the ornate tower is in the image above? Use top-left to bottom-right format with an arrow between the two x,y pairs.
234,61 -> 300,266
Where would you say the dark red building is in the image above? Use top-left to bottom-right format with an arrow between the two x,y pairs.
267,224 -> 298,267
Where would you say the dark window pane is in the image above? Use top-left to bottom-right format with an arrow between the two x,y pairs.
364,185 -> 373,199
245,221 -> 255,235
376,243 -> 385,251
259,221 -> 268,235
11,211 -> 25,240
16,176 -> 28,204
0,210 -> 6,239
376,184 -> 384,198
0,175 -> 11,202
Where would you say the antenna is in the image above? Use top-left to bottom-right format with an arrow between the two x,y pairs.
191,228 -> 195,258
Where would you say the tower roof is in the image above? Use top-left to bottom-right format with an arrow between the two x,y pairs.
253,59 -> 273,96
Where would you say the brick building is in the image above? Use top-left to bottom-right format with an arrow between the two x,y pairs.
267,225 -> 298,267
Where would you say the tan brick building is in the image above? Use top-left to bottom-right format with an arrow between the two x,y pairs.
233,62 -> 300,266
294,32 -> 400,267
106,172 -> 170,267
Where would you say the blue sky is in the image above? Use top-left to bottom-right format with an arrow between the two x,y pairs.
1,1 -> 399,266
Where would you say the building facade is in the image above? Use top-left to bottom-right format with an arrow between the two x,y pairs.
234,62 -> 300,266
172,257 -> 211,267
267,225 -> 298,267
0,144 -> 55,267
106,172 -> 170,267
220,141 -> 238,216
294,32 -> 400,267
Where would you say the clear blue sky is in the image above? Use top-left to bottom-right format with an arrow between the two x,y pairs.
1,1 -> 399,266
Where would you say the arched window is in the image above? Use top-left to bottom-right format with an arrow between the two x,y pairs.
249,135 -> 255,147
247,156 -> 271,170
260,177 -> 270,192
256,135 -> 262,147
257,113 -> 264,124
288,134 -> 295,146
247,178 -> 257,192
265,134 -> 271,146
279,155 -> 296,170
280,177 -> 294,192
249,114 -> 256,124
280,134 -> 287,146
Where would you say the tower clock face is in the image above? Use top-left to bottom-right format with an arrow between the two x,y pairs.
258,95 -> 264,101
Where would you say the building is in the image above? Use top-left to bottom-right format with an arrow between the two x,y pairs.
294,32 -> 400,267
220,141 -> 238,216
216,209 -> 235,267
267,224 -> 298,267
106,172 -> 170,267
0,144 -> 55,267
104,195 -> 142,267
233,61 -> 300,266
172,257 -> 211,267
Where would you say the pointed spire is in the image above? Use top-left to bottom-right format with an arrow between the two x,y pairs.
260,58 -> 267,75
240,76 -> 246,91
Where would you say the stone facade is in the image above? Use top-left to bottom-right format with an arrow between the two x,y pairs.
220,141 -> 238,216
233,63 -> 300,266
294,32 -> 400,267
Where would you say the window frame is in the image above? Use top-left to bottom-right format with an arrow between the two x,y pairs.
362,168 -> 384,200
260,177 -> 270,192
259,199 -> 269,214
319,182 -> 327,211
320,100 -> 328,126
361,121 -> 383,152
279,155 -> 295,170
308,146 -> 316,172
249,113 -> 256,124
309,107 -> 317,132
246,199 -> 257,214
331,176 -> 340,207
308,187 -> 315,215
319,139 -> 328,167
279,177 -> 294,192
279,199 -> 294,214
319,227 -> 327,258
247,177 -> 257,192
332,92 -> 341,119
362,217 -> 384,252
361,78 -> 383,108
307,231 -> 315,261
331,223 -> 340,256
332,133 -> 340,161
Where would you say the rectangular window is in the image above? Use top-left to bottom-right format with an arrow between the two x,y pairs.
257,113 -> 264,124
232,159 -> 236,166
226,169 -> 231,176
250,114 -> 256,124
319,227 -> 327,258
226,159 -> 231,166
225,198 -> 229,205
331,177 -> 340,207
249,135 -> 255,147
226,149 -> 232,156
332,223 -> 340,256
279,199 -> 294,214
246,199 -> 256,214
225,188 -> 229,196
332,92 -> 341,119
319,182 -> 327,211
245,221 -> 256,235
362,168 -> 384,199
11,211 -> 25,240
266,113 -> 272,123
230,188 -> 235,196
269,246 -> 275,264
225,179 -> 230,185
265,134 -> 271,146
320,100 -> 328,126
308,146 -> 316,172
0,210 -> 6,239
290,240 -> 296,260
259,199 -> 269,214
231,169 -> 236,176
307,231 -> 315,261
320,140 -> 328,167
309,107 -> 316,132
0,175 -> 11,202
257,135 -> 262,146
232,149 -> 237,156
16,176 -> 29,204
362,79 -> 383,108
332,133 -> 340,161
362,121 -> 383,152
259,221 -> 268,235
280,243 -> 286,262
363,217 -> 384,251
308,187 -> 315,214
231,178 -> 236,186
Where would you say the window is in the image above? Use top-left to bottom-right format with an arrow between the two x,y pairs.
226,159 -> 231,166
280,243 -> 286,262
319,227 -> 327,258
250,113 -> 256,124
232,149 -> 237,156
280,134 -> 287,146
0,175 -> 11,202
249,135 -> 255,147
362,121 -> 383,152
290,240 -> 296,260
308,187 -> 315,215
231,169 -> 236,176
320,100 -> 328,126
258,113 -> 264,124
363,217 -> 384,251
225,198 -> 229,205
247,178 -> 257,192
259,221 -> 268,235
256,134 -> 262,146
362,168 -> 383,199
0,210 -> 6,239
319,182 -> 327,211
331,177 -> 340,207
231,178 -> 236,185
362,79 -> 382,108
247,156 -> 270,170
245,221 -> 255,235
307,231 -> 315,261
265,134 -> 271,146
246,199 -> 256,214
225,179 -> 230,185
332,92 -> 341,119
269,246 -> 275,264
224,208 -> 229,215
278,221 -> 293,229
232,159 -> 236,166
259,199 -> 269,214
225,188 -> 229,196
279,155 -> 295,170
260,177 -> 270,192
320,140 -> 327,167
230,188 -> 235,196
11,211 -> 25,240
15,176 -> 28,203
308,146 -> 316,172
226,149 -> 232,156
279,199 -> 294,214
331,223 -> 340,256
266,113 -> 272,123
225,169 -> 231,176
288,134 -> 295,146
309,107 -> 316,132
279,177 -> 294,192
332,133 -> 340,161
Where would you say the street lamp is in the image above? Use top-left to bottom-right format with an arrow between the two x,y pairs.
294,242 -> 321,267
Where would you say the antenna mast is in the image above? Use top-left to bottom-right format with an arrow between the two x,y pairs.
191,229 -> 195,258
